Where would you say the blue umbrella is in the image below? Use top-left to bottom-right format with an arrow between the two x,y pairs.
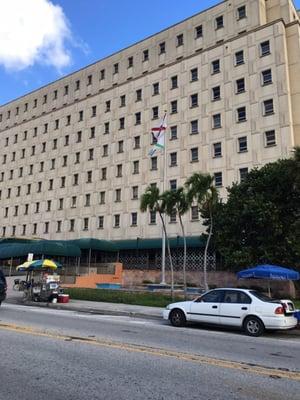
237,264 -> 300,296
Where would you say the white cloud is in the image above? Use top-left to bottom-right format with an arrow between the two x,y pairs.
0,0 -> 72,71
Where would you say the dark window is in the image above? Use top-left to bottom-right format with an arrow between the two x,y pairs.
159,42 -> 166,54
212,86 -> 221,101
260,40 -> 270,56
195,25 -> 203,38
263,99 -> 274,115
171,100 -> 178,114
235,50 -> 244,65
213,114 -> 221,128
237,106 -> 246,122
200,290 -> 225,303
191,68 -> 198,82
212,59 -> 220,74
128,56 -> 133,68
214,172 -> 223,187
190,94 -> 198,108
236,78 -> 245,93
190,147 -> 198,162
265,130 -> 276,147
171,75 -> 178,89
239,167 -> 248,182
114,63 -> 119,74
153,82 -> 159,95
170,125 -> 178,140
237,5 -> 246,20
238,136 -> 247,152
215,16 -> 224,29
213,142 -> 222,157
262,69 -> 272,85
176,34 -> 184,47
170,152 -> 177,167
143,49 -> 149,61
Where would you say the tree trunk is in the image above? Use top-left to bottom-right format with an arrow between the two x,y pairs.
179,214 -> 187,299
203,207 -> 213,292
159,212 -> 174,300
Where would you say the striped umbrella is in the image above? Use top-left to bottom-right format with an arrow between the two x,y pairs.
16,259 -> 62,271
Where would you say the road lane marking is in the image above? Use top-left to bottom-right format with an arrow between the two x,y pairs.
1,322 -> 300,382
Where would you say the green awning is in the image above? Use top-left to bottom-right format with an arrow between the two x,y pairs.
65,238 -> 118,252
0,240 -> 81,259
114,236 -> 205,250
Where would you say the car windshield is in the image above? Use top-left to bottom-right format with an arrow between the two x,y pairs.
250,291 -> 279,302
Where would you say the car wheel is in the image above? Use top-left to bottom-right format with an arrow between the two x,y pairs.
243,316 -> 264,337
169,309 -> 186,327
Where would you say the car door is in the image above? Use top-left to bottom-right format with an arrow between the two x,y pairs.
219,290 -> 252,327
188,289 -> 225,324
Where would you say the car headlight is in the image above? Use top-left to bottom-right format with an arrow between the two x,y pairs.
166,304 -> 171,310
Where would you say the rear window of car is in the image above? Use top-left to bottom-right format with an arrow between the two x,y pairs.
250,291 -> 273,302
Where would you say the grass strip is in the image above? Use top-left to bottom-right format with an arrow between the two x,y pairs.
64,288 -> 182,308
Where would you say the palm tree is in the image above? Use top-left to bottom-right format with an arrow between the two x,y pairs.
185,173 -> 218,291
140,185 -> 175,298
161,187 -> 189,298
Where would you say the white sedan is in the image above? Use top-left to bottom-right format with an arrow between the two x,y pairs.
163,288 -> 297,336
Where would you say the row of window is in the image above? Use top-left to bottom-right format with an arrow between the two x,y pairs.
0,204 -> 201,237
0,35 -> 270,125
0,130 -> 276,185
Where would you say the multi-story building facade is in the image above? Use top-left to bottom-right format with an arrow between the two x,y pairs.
0,0 -> 299,244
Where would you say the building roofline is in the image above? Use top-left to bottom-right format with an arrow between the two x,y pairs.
0,0 -> 226,108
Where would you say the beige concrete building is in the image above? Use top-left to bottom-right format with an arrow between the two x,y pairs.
0,0 -> 299,243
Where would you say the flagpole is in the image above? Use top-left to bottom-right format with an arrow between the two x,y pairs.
161,112 -> 167,285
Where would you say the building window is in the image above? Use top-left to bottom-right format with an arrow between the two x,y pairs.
102,145 -> 108,157
61,177 -> 66,188
25,204 -> 29,215
117,140 -> 124,153
104,122 -> 110,134
170,210 -> 177,223
64,135 -> 69,146
260,40 -> 270,56
66,115 -> 71,126
83,218 -> 89,231
71,196 -> 77,208
85,194 -> 91,207
37,181 -> 42,192
54,119 -> 59,130
262,69 -> 272,85
51,159 -> 55,170
150,157 -> 158,171
237,106 -> 246,122
176,34 -> 184,47
215,15 -> 224,29
152,106 -> 159,120
213,142 -> 222,157
132,186 -> 138,199
113,63 -> 119,74
33,223 -> 37,235
115,189 -> 121,202
47,200 -> 51,212
153,82 -> 159,95
235,50 -> 244,66
58,198 -> 64,210
143,49 -> 149,61
212,59 -> 220,74
69,219 -> 75,232
87,171 -> 92,183
114,214 -> 120,228
78,111 -> 83,121
159,42 -> 165,54
170,152 -> 177,167
239,168 -> 248,182
191,206 -> 199,221
87,75 -> 92,85
131,212 -> 137,226
75,152 -> 80,164
89,148 -> 94,160
133,160 -> 139,174
265,130 -> 276,147
135,112 -> 141,125
100,69 -> 105,80
150,211 -> 156,224
136,89 -> 142,101
195,25 -> 202,38
237,5 -> 246,19
116,164 -> 122,177
33,127 -> 38,137
44,222 -> 49,234
170,125 -> 177,140
263,99 -> 274,115
190,148 -> 198,162
119,117 -> 125,130
120,95 -> 126,107
213,113 -> 221,128
236,78 -> 245,93
170,100 -> 178,114
98,216 -> 104,229
89,127 -> 95,139
190,93 -> 198,108
49,179 -> 53,190
171,75 -> 178,89
99,191 -> 105,205
236,136 -> 248,153
75,80 -> 80,90
212,86 -> 221,101
73,173 -> 79,186
91,106 -> 97,117
128,56 -> 133,68
168,180 -> 176,191
190,68 -> 198,82
134,136 -> 140,149
53,139 -> 57,150
214,172 -> 223,187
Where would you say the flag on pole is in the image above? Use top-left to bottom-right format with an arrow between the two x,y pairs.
149,114 -> 167,157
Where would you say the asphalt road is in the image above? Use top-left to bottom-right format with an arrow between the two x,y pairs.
0,303 -> 300,400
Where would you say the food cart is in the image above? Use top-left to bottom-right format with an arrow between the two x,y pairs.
16,259 -> 69,303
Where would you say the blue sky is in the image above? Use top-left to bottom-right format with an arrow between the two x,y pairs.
1,0 -> 300,106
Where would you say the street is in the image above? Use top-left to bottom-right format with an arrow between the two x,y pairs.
0,303 -> 300,400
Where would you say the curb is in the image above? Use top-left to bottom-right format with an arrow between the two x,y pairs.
4,299 -> 162,321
